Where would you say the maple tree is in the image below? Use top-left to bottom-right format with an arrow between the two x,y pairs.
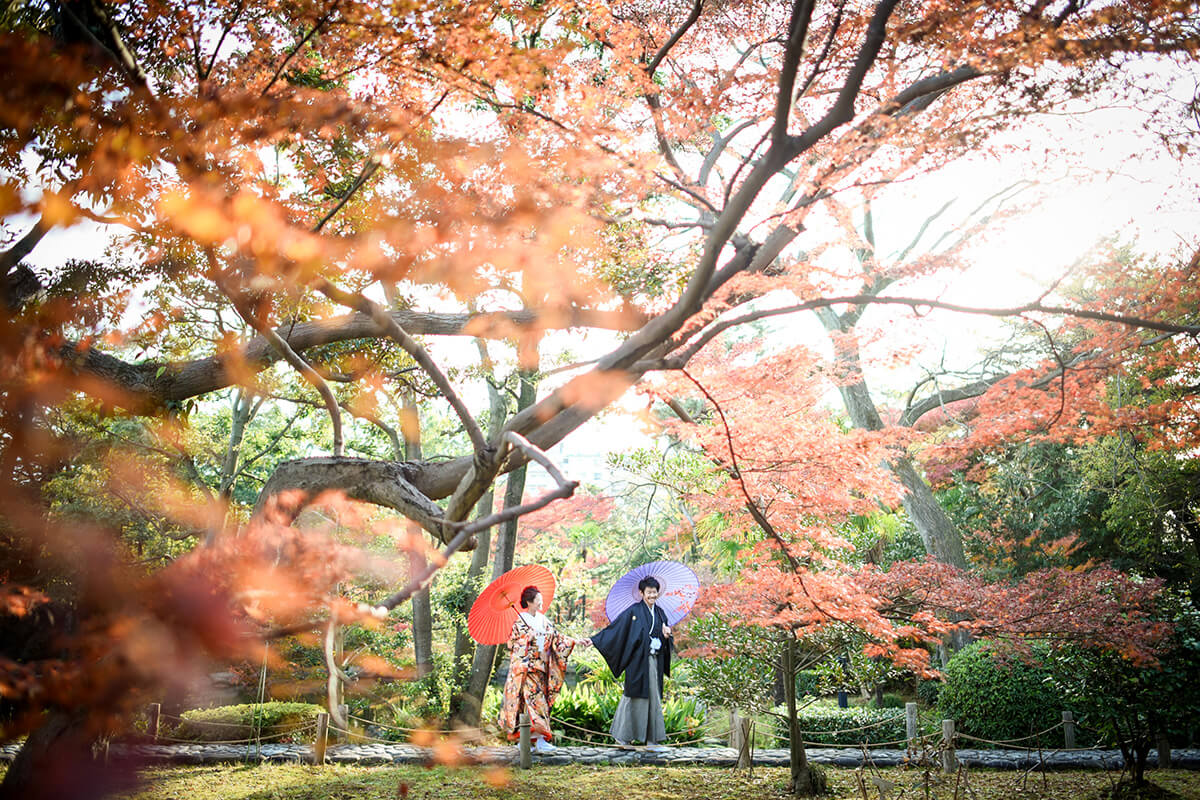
2,0 -> 1200,796
659,339 -> 1167,794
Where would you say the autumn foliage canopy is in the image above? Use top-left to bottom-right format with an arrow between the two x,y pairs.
1,0 -> 1199,794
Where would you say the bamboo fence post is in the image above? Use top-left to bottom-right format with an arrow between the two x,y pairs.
941,719 -> 957,773
148,703 -> 161,742
313,712 -> 329,765
1062,711 -> 1075,750
519,712 -> 532,769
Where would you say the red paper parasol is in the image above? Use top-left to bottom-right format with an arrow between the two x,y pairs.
467,565 -> 556,645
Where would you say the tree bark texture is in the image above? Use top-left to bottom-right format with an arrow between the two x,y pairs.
0,709 -> 136,800
54,308 -> 639,411
783,635 -> 825,796
456,371 -> 536,727
820,309 -> 968,570
402,392 -> 434,678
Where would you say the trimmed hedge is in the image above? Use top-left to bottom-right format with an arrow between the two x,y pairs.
937,642 -> 1062,746
177,702 -> 324,742
777,706 -> 908,746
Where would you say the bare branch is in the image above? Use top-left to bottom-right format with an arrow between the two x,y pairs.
899,376 -> 1006,427
699,118 -> 759,187
314,279 -> 487,456
771,0 -> 818,145
260,0 -> 340,97
794,0 -> 847,101
667,292 -> 1200,370
786,0 -> 901,154
201,0 -> 248,81
646,0 -> 705,75
229,294 -> 345,457
373,442 -> 577,612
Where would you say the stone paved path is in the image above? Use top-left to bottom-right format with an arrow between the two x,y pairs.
3,741 -> 1199,770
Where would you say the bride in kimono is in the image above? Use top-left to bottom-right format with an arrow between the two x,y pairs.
497,585 -> 588,753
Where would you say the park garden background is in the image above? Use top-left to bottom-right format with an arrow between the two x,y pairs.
2,0 -> 1200,796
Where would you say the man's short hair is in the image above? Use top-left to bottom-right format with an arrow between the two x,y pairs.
637,576 -> 660,593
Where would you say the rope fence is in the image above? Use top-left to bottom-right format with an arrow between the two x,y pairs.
955,721 -> 1064,747
797,710 -> 907,736
145,722 -> 319,746
547,713 -> 731,747
126,698 -> 1143,778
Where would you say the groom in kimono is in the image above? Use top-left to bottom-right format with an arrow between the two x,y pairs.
588,576 -> 673,751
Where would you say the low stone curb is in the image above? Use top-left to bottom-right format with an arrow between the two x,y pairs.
3,741 -> 1199,770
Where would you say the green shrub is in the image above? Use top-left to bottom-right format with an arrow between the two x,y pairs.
551,684 -> 620,743
937,642 -> 1062,747
684,613 -> 781,714
797,670 -> 822,697
662,695 -> 706,745
777,705 -> 908,746
875,692 -> 906,709
916,679 -> 941,707
549,685 -> 707,745
481,685 -> 503,730
577,659 -> 620,690
177,702 -> 324,742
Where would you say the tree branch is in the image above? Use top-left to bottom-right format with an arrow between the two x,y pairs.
260,0 -> 340,97
794,0 -> 847,101
227,289 -> 345,457
372,435 -> 576,613
0,219 -> 47,275
201,0 -> 247,81
665,293 -> 1200,370
677,369 -> 844,623
313,279 -> 487,456
771,0 -> 818,145
646,0 -> 705,75
56,306 -> 641,411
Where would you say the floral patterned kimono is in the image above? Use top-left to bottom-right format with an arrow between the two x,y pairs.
498,612 -> 576,743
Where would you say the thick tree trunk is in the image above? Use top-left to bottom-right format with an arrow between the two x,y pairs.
402,391 -> 434,678
783,635 -> 826,796
452,348 -> 508,720
0,709 -> 136,800
450,490 -> 492,712
412,582 -> 433,677
455,371 -> 536,728
890,458 -> 968,569
819,310 -> 969,570
458,462 -> 528,727
209,388 -> 256,543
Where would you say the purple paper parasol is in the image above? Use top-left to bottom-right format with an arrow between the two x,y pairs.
605,560 -> 700,625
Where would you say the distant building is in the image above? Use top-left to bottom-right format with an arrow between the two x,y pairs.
523,441 -> 612,492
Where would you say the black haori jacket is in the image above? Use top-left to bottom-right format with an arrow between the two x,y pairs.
590,602 -> 673,699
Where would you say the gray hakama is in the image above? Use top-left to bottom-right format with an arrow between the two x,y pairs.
609,653 -> 666,744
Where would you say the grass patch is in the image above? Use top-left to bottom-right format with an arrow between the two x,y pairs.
19,764 -> 1185,800
3,762 -> 1199,799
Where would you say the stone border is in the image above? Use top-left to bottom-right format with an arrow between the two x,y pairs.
3,741 -> 1198,770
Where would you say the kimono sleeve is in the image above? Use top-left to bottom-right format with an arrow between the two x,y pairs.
589,605 -> 639,680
